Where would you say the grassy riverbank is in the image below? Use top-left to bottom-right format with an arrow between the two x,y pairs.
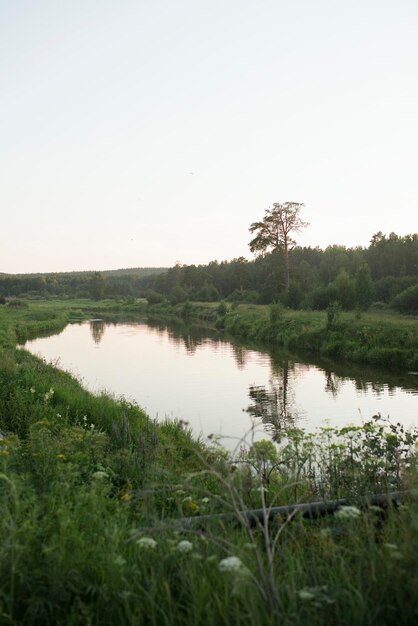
1,300 -> 418,624
147,300 -> 418,371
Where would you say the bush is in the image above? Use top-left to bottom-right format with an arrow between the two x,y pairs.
216,301 -> 228,317
269,303 -> 284,326
7,299 -> 28,308
326,302 -> 341,329
146,289 -> 165,305
390,285 -> 418,314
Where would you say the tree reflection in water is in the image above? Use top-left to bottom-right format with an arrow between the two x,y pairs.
232,345 -> 248,370
247,358 -> 298,442
324,370 -> 342,397
90,320 -> 105,345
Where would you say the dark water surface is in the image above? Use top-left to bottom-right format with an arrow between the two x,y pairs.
23,320 -> 418,448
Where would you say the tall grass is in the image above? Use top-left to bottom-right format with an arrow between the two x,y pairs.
1,300 -> 418,624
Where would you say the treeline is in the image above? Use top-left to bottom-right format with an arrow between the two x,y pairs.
1,232 -> 417,312
0,268 -> 166,301
142,232 -> 418,313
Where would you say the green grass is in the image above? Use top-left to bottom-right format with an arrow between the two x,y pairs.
1,300 -> 418,624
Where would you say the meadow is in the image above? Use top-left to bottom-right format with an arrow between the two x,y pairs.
0,299 -> 418,624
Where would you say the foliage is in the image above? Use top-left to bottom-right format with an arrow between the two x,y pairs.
146,289 -> 165,305
0,232 -> 416,313
249,201 -> 309,292
326,302 -> 341,330
391,285 -> 418,314
269,303 -> 285,326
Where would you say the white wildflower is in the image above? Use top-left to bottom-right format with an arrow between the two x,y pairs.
176,540 -> 193,554
30,387 -> 36,394
201,497 -> 210,504
92,470 -> 109,480
218,556 -> 246,573
299,589 -> 316,601
43,388 -> 54,402
136,537 -> 157,550
335,505 -> 361,520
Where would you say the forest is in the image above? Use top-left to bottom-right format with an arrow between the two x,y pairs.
1,232 -> 417,313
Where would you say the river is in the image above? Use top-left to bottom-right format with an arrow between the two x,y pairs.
22,319 -> 418,448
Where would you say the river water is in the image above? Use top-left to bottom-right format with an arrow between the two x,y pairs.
22,320 -> 418,448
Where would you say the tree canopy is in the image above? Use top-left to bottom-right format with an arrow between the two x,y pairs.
249,202 -> 309,291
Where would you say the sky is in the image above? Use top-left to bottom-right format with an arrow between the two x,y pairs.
1,0 -> 417,274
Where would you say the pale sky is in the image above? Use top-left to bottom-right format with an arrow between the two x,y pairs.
1,0 -> 417,274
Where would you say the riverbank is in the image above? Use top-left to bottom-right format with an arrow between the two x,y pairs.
5,297 -> 417,371
145,300 -> 418,371
1,299 -> 418,624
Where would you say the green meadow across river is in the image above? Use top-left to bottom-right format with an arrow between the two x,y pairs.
1,298 -> 418,625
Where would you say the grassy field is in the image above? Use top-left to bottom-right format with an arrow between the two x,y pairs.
1,299 -> 418,624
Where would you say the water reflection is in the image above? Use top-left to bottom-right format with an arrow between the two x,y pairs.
89,319 -> 105,345
247,358 -> 299,441
23,319 -> 418,446
325,370 -> 342,397
232,345 -> 248,370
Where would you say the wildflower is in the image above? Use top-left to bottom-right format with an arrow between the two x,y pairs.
299,589 -> 316,601
114,556 -> 126,567
43,388 -> 54,402
120,492 -> 131,502
218,556 -> 246,574
92,470 -> 108,480
298,586 -> 334,605
136,537 -> 157,550
201,497 -> 210,504
182,496 -> 199,514
30,387 -> 36,394
335,505 -> 361,520
176,540 -> 194,554
56,454 -> 65,460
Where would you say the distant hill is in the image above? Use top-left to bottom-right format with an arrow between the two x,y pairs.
0,267 -> 167,279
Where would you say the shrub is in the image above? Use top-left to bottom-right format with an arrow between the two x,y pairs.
326,302 -> 341,329
269,303 -> 284,326
216,301 -> 228,317
390,285 -> 418,314
146,289 -> 165,305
